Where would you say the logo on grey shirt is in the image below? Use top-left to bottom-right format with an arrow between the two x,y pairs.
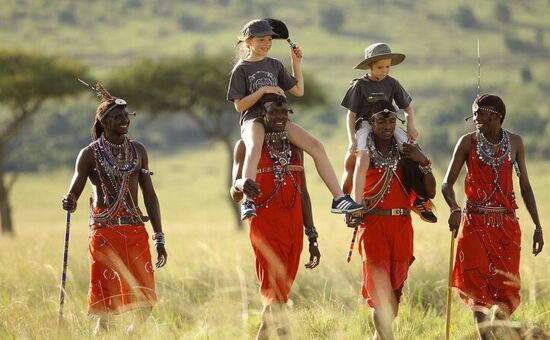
248,71 -> 277,93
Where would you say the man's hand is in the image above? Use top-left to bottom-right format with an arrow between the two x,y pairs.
61,193 -> 77,213
533,228 -> 544,255
304,242 -> 320,269
345,210 -> 364,228
155,244 -> 167,268
234,178 -> 262,198
401,142 -> 428,165
448,211 -> 461,238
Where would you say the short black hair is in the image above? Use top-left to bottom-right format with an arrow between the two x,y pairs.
475,94 -> 506,124
260,93 -> 287,107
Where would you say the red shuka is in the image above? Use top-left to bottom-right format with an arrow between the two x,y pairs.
88,224 -> 156,314
249,143 -> 304,306
452,134 -> 521,313
358,163 -> 415,308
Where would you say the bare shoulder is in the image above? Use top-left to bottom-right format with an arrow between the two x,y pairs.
130,140 -> 148,154
507,131 -> 523,145
457,132 -> 474,149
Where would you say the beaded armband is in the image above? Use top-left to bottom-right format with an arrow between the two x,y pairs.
153,231 -> 165,246
304,226 -> 318,243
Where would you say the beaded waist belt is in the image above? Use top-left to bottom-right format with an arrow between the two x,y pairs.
257,165 -> 304,174
89,215 -> 149,228
366,208 -> 410,216
464,203 -> 511,215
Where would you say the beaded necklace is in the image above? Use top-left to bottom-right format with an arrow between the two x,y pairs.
256,132 -> 300,209
366,132 -> 400,171
90,134 -> 141,223
362,133 -> 404,211
468,129 -> 511,209
476,129 -> 511,169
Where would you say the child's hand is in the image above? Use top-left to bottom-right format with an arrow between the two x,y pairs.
261,86 -> 286,97
407,125 -> 419,142
291,45 -> 303,63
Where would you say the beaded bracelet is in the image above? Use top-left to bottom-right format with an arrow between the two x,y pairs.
304,226 -> 318,242
450,207 -> 462,214
534,229 -> 543,234
153,231 -> 165,240
418,160 -> 432,175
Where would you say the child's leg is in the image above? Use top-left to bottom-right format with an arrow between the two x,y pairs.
353,123 -> 371,204
285,122 -> 343,198
341,151 -> 356,195
394,127 -> 408,148
353,150 -> 370,204
286,122 -> 363,213
241,121 -> 265,189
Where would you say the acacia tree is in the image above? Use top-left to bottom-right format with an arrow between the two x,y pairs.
108,54 -> 325,228
0,50 -> 89,234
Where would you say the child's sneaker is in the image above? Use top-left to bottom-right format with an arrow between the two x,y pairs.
412,197 -> 437,223
331,195 -> 364,214
241,199 -> 257,220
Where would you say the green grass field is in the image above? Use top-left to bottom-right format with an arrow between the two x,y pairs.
1,143 -> 549,339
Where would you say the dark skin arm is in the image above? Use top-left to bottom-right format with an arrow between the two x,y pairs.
230,140 -> 261,202
512,134 -> 544,255
136,142 -> 167,267
401,142 -> 437,199
298,149 -> 321,269
441,134 -> 471,238
61,147 -> 94,212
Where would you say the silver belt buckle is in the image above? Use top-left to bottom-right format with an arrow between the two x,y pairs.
392,208 -> 402,216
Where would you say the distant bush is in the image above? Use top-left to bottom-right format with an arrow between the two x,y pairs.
319,6 -> 345,32
455,5 -> 477,28
504,33 -> 538,53
178,14 -> 203,31
521,67 -> 532,83
495,3 -> 511,23
58,8 -> 76,25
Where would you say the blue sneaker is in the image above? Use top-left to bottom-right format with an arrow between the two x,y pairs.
331,195 -> 363,214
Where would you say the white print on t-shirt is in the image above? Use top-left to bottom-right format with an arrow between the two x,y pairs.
248,71 -> 277,93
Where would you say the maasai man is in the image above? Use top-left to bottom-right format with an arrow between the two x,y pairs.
345,100 -> 436,340
442,94 -> 544,339
61,84 -> 167,335
230,93 -> 321,340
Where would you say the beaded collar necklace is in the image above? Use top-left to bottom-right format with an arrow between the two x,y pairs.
366,132 -> 400,171
265,132 -> 292,183
476,129 -> 511,169
256,131 -> 299,209
90,134 -> 141,223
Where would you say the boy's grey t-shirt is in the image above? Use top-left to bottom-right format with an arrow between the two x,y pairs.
341,75 -> 412,126
227,57 -> 297,125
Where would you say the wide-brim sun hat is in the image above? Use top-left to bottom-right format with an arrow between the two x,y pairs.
354,42 -> 406,70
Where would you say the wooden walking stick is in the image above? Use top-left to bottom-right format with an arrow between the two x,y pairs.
445,229 -> 458,340
57,211 -> 71,326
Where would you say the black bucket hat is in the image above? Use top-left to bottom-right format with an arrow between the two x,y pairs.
241,19 -> 279,39
354,43 -> 406,70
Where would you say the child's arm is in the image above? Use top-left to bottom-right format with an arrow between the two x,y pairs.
346,110 -> 357,152
404,106 -> 419,141
287,45 -> 304,97
234,86 -> 285,113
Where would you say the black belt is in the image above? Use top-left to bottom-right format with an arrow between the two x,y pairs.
89,215 -> 149,227
366,208 -> 410,216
